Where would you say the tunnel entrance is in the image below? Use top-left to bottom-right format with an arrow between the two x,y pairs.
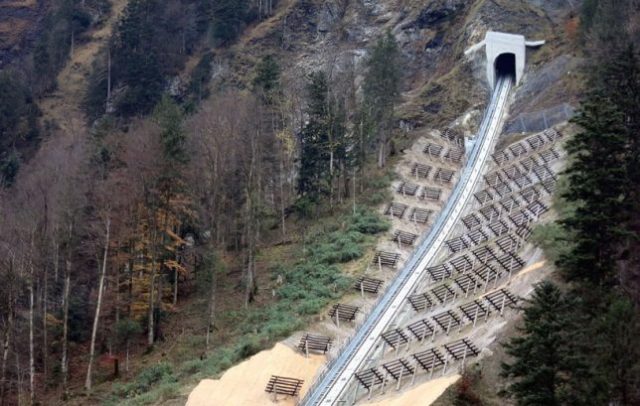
484,32 -> 526,88
495,53 -> 516,80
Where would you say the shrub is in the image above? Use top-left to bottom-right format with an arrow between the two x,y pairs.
116,362 -> 175,397
348,208 -> 390,234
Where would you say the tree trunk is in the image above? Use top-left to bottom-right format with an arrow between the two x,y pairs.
125,341 -> 130,373
53,241 -> 59,283
1,286 -> 14,406
173,268 -> 178,306
29,273 -> 35,405
85,217 -> 110,391
206,260 -> 216,350
61,263 -> 71,400
377,138 -> 385,168
147,271 -> 155,347
279,158 -> 286,238
42,265 -> 48,384
106,47 -> 112,112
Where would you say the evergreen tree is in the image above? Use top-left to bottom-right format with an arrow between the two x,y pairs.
501,282 -> 593,405
298,72 -> 331,202
253,55 -> 280,101
212,0 -> 248,44
187,52 -> 214,104
558,94 -> 629,284
296,71 -> 351,209
114,0 -> 165,116
154,95 -> 187,164
594,296 -> 640,404
362,31 -> 401,168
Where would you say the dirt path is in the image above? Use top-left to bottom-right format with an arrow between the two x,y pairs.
38,0 -> 128,135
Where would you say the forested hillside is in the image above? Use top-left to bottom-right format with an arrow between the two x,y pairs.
0,0 -> 405,404
0,0 -> 639,405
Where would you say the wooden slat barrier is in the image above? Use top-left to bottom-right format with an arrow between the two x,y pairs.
441,128 -> 464,145
412,348 -> 445,373
489,219 -> 510,236
474,189 -> 494,205
423,142 -> 444,158
426,264 -> 451,282
432,310 -> 461,334
431,285 -> 456,304
409,207 -> 432,224
381,328 -> 410,349
419,186 -> 442,202
397,181 -> 419,197
393,230 -> 418,246
355,368 -> 384,389
496,234 -> 518,254
467,228 -> 489,245
472,246 -> 497,264
462,213 -> 482,230
265,375 -> 304,397
385,202 -> 408,219
372,251 -> 400,269
434,168 -> 455,183
407,292 -> 434,312
298,333 -> 332,355
329,303 -> 359,323
411,163 -> 432,179
445,235 -> 470,253
459,300 -> 488,324
538,147 -> 560,163
443,338 -> 479,361
354,276 -> 384,294
382,358 -> 415,381
455,273 -> 482,294
444,147 -> 464,163
448,255 -> 473,274
406,319 -> 434,341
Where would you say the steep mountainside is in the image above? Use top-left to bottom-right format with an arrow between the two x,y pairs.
0,1 -> 587,405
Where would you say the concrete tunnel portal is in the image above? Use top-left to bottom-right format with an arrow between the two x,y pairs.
485,31 -> 525,88
484,31 -> 545,88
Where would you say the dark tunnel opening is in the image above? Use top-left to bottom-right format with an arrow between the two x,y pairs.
495,53 -> 516,80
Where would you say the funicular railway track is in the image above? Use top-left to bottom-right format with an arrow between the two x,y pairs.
300,76 -> 514,406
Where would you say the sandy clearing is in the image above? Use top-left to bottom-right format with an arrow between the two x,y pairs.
186,343 -> 325,406
362,374 -> 460,406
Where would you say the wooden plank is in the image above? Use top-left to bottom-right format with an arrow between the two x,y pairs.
265,375 -> 304,396
411,163 -> 432,179
409,207 -> 432,224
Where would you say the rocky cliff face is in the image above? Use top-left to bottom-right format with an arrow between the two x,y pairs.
0,0 -> 50,67
222,0 -> 579,137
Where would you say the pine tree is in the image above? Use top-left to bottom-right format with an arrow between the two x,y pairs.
500,282 -> 592,405
594,296 -> 640,404
253,55 -> 280,101
212,0 -> 248,44
153,95 -> 187,164
298,72 -> 331,203
558,94 -> 629,284
297,71 -> 350,209
362,31 -> 401,168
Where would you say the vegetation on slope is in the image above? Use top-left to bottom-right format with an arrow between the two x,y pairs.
0,0 -> 405,404
499,2 -> 640,405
